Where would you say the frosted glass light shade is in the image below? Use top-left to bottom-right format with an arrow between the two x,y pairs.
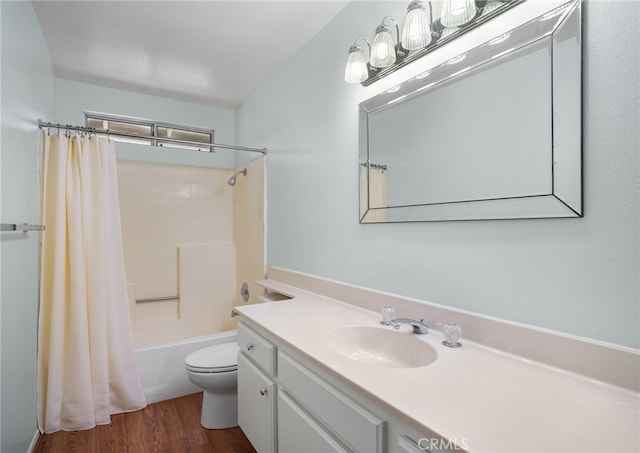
401,2 -> 432,51
344,47 -> 369,83
482,0 -> 503,16
370,26 -> 396,68
441,0 -> 477,28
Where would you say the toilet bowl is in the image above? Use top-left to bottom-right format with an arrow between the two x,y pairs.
185,342 -> 239,429
185,293 -> 290,429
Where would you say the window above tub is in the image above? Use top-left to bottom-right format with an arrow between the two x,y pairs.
84,111 -> 215,152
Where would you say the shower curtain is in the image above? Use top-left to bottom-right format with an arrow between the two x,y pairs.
37,131 -> 146,433
360,165 -> 388,222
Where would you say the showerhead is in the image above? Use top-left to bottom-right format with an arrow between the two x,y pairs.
227,168 -> 247,186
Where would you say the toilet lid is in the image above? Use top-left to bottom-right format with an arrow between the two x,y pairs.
185,343 -> 239,372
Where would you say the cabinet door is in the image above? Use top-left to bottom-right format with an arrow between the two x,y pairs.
399,435 -> 431,453
278,391 -> 348,453
238,353 -> 276,453
278,352 -> 384,452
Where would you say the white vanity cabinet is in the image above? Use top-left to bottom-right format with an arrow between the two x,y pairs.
278,351 -> 384,452
237,321 -> 276,452
237,319 -> 276,375
237,318 -> 438,453
277,391 -> 349,453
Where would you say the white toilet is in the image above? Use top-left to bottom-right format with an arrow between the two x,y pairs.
185,292 -> 289,429
185,342 -> 239,429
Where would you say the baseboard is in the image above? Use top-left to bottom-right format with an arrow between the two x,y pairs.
27,430 -> 39,453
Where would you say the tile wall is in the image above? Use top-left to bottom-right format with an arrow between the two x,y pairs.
233,157 -> 266,306
117,159 -> 264,346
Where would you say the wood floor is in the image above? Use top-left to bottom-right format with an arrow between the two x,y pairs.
33,393 -> 257,453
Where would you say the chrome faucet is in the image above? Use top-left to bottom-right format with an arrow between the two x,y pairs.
390,318 -> 429,334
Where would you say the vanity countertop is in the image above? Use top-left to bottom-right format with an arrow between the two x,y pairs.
235,281 -> 640,453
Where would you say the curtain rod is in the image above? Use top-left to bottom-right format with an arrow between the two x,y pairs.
38,120 -> 267,155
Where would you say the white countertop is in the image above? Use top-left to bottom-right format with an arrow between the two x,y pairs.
236,282 -> 640,452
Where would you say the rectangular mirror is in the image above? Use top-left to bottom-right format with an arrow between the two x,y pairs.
359,0 -> 582,223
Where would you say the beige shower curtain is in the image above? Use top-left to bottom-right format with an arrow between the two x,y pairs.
360,165 -> 388,222
37,131 -> 146,433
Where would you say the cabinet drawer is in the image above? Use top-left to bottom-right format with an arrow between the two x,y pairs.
399,435 -> 430,453
278,352 -> 384,453
278,391 -> 349,453
238,353 -> 276,453
238,321 -> 276,376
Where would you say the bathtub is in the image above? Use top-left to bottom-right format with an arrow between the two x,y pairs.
136,330 -> 237,404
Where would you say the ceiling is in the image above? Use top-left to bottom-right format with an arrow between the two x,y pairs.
32,1 -> 349,108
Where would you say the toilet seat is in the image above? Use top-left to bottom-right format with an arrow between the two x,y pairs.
185,343 -> 239,373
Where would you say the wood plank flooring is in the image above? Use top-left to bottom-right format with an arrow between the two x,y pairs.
33,393 -> 257,453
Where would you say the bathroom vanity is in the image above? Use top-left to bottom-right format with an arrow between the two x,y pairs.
238,319 -> 433,452
235,271 -> 639,452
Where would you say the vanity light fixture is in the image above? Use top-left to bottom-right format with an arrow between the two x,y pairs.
482,0 -> 504,16
344,0 -> 521,86
370,17 -> 402,69
440,0 -> 477,28
344,37 -> 370,83
440,27 -> 458,40
401,1 -> 433,51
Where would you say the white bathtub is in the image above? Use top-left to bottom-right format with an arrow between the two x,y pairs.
136,330 -> 237,404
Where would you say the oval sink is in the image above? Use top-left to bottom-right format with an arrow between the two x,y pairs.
325,326 -> 437,368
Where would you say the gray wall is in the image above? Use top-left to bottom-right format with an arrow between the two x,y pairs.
237,0 -> 640,348
1,1 -> 55,451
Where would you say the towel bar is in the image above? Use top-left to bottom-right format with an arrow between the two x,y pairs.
1,223 -> 45,232
135,295 -> 179,303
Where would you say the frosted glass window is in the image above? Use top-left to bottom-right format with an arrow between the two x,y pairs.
156,126 -> 212,152
86,117 -> 152,145
85,112 -> 215,151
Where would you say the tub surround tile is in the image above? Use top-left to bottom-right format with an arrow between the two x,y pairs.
135,298 -> 179,324
233,158 -> 266,306
178,244 -> 236,334
118,160 -> 264,346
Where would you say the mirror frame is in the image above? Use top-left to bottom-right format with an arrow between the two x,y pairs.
359,0 -> 582,223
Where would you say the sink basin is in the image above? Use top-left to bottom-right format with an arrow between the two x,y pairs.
324,326 -> 437,368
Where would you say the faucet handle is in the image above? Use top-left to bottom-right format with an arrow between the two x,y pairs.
442,322 -> 462,348
380,306 -> 396,326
